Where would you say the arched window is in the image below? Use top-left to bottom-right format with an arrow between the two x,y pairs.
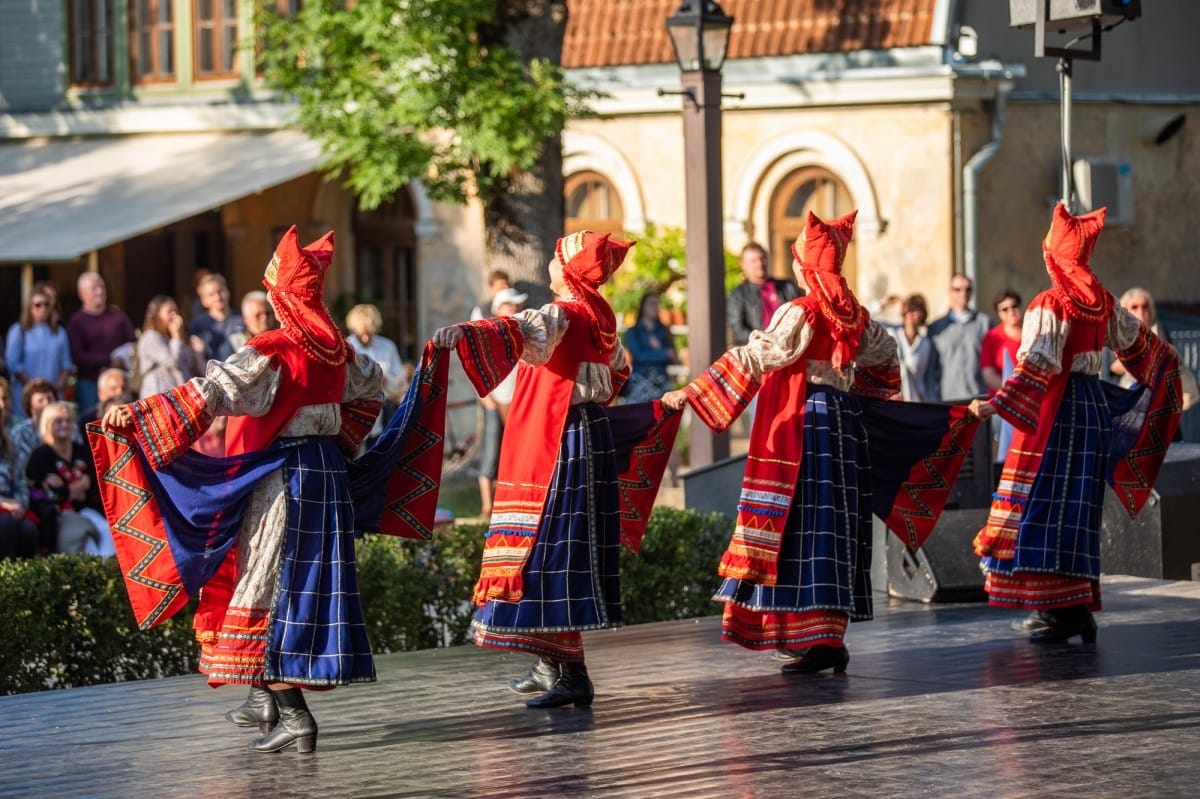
770,168 -> 856,286
564,171 -> 624,235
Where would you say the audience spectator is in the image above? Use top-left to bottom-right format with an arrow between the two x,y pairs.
1107,287 -> 1198,412
77,368 -> 132,436
26,401 -> 112,555
981,290 -> 1025,476
0,377 -> 38,559
622,292 -> 678,402
727,242 -> 803,347
188,273 -> 245,362
476,287 -> 527,518
226,291 -> 276,352
134,296 -> 206,397
470,270 -> 512,322
5,286 -> 73,411
66,272 -> 136,415
10,378 -> 60,477
928,274 -> 992,401
346,303 -> 407,447
879,293 -> 941,401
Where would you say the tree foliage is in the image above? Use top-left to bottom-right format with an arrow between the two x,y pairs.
259,0 -> 587,212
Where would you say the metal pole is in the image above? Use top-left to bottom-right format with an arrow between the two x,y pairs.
1059,56 -> 1074,209
680,69 -> 730,467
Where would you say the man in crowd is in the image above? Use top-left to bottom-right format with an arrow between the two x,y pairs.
66,272 -> 136,414
189,273 -> 245,362
928,274 -> 992,402
727,242 -> 802,347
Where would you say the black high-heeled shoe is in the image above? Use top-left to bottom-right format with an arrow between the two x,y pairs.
1029,606 -> 1097,644
779,645 -> 849,674
225,685 -> 279,734
247,688 -> 318,754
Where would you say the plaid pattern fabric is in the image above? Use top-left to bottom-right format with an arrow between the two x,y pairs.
255,438 -> 374,686
979,375 -> 1109,587
470,405 -> 623,654
714,385 -> 874,640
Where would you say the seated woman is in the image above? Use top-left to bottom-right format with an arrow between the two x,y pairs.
25,401 -> 113,555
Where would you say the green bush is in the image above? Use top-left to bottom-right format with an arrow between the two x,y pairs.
0,555 -> 198,695
620,507 -> 731,624
0,508 -> 731,694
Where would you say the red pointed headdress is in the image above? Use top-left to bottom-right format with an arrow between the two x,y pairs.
555,230 -> 633,353
791,210 -> 867,369
1042,203 -> 1112,322
263,225 -> 351,366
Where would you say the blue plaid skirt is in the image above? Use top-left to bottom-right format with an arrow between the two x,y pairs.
714,385 -> 874,620
471,404 -> 623,634
981,374 -> 1110,580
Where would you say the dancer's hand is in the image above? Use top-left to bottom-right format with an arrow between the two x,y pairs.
432,326 -> 463,350
661,390 -> 689,411
968,398 -> 995,420
101,403 -> 133,431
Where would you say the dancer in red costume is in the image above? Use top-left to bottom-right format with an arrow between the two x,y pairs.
664,210 -> 980,674
93,227 -> 385,752
969,204 -> 1182,643
432,231 -> 679,708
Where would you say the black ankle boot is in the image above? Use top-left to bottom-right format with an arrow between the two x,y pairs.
247,688 -> 318,753
525,662 -> 594,709
1029,605 -> 1097,644
779,644 -> 850,675
225,685 -> 279,734
509,658 -> 560,695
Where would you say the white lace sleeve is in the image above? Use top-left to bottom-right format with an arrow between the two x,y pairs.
1018,304 -> 1069,376
193,346 -> 280,418
513,304 -> 570,366
725,301 -> 812,380
1107,304 -> 1145,352
344,351 -> 385,403
856,321 -> 899,368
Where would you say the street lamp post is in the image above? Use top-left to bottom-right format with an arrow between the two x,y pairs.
665,0 -> 734,469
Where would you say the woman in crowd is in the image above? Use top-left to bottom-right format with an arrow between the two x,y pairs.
0,377 -> 38,558
880,292 -> 940,402
981,290 -> 1025,477
5,286 -> 73,411
134,296 -> 207,397
26,400 -> 112,555
622,292 -> 678,402
970,205 -> 1182,643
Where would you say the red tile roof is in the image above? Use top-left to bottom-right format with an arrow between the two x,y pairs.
563,0 -> 939,69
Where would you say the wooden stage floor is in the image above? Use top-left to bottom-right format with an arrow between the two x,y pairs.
3,575 -> 1199,799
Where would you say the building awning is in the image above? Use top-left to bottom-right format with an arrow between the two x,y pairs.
0,130 -> 324,263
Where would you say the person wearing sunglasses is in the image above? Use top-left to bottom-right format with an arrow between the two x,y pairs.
4,288 -> 73,413
928,275 -> 992,402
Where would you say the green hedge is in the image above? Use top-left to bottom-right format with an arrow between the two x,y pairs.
0,507 -> 732,695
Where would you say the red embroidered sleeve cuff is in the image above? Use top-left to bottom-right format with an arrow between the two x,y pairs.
682,353 -> 761,434
990,361 -> 1051,434
131,382 -> 211,470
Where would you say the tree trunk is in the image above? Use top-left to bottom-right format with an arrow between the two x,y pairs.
482,1 -> 568,308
